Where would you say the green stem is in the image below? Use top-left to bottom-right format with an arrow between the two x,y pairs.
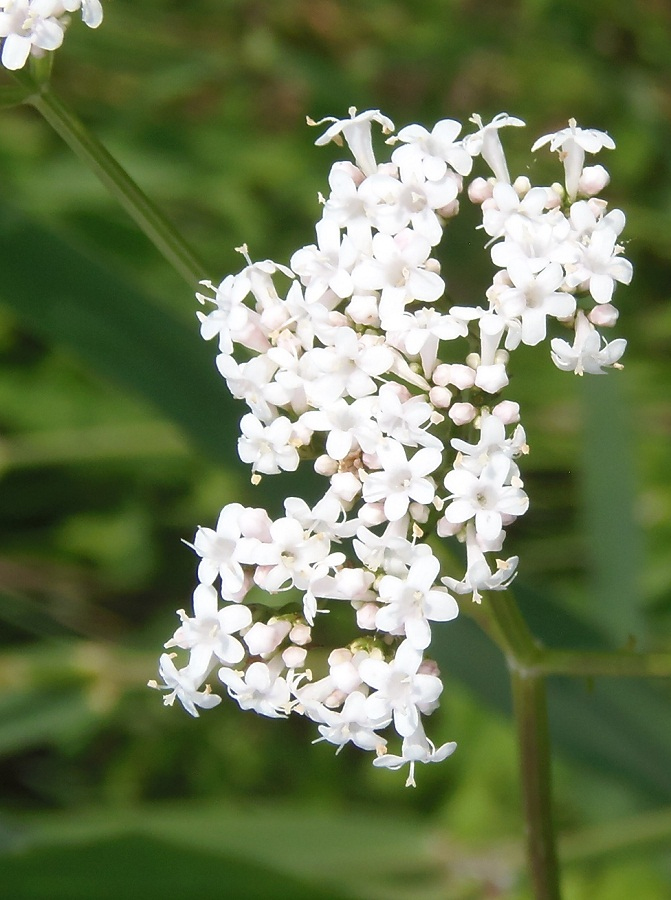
511,670 -> 562,900
12,71 -> 209,288
536,648 -> 671,678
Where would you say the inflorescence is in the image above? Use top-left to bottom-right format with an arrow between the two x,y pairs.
149,108 -> 631,787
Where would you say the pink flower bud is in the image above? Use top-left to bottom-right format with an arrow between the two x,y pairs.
290,623 -> 312,645
468,176 -> 493,204
432,363 -> 451,386
578,164 -> 610,196
437,515 -> 463,537
492,400 -> 521,424
429,385 -> 453,408
449,402 -> 477,425
240,508 -> 272,540
355,602 -> 379,630
359,502 -> 387,526
244,619 -> 291,656
282,646 -> 307,668
449,364 -> 477,389
588,303 -> 619,327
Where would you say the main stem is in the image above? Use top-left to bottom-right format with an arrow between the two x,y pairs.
14,72 -> 209,288
511,669 -> 562,900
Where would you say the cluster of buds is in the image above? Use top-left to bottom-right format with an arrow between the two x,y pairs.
150,108 -> 631,786
0,0 -> 102,70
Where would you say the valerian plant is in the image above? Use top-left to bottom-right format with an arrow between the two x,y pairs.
5,11 -> 671,900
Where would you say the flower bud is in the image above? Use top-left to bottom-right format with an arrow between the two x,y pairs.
449,364 -> 477,389
448,402 -> 477,425
290,623 -> 312,645
578,164 -> 610,197
588,303 -> 619,327
315,454 -> 339,476
492,400 -> 521,424
513,175 -> 531,197
282,646 -> 307,668
429,385 -> 453,408
468,176 -> 493,204
244,619 -> 292,656
355,602 -> 379,630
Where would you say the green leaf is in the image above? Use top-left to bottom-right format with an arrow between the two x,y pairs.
0,204 -> 239,464
3,802 -> 443,900
0,833 -> 354,900
580,374 -> 645,642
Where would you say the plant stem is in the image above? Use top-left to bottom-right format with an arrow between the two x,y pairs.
511,669 -> 562,900
13,71 -> 209,288
537,648 -> 671,678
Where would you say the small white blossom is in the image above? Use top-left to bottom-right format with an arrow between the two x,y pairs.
149,654 -> 221,718
362,439 -> 441,522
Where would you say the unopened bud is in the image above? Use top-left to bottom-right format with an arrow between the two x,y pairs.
449,402 -> 477,425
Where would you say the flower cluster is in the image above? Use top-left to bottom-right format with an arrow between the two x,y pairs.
150,108 -> 631,786
0,0 -> 102,70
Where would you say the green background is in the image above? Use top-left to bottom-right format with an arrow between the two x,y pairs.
1,1 -> 671,897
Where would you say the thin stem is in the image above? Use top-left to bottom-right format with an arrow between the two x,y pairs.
13,70 -> 209,288
511,670 -> 562,900
535,648 -> 671,678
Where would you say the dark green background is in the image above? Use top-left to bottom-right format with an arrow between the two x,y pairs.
1,1 -> 671,897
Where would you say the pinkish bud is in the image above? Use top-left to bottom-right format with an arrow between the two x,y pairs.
468,176 -> 493,204
588,303 -> 619,327
449,402 -> 477,425
429,385 -> 452,408
578,164 -> 610,196
492,400 -> 521,424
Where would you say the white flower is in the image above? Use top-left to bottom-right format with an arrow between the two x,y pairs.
497,259 -> 576,346
375,382 -> 443,449
441,524 -> 518,603
238,413 -> 300,474
219,659 -> 292,718
352,229 -> 444,327
465,113 -> 525,183
550,310 -> 626,375
0,0 -> 65,70
166,584 -> 252,676
564,226 -> 633,304
362,438 -> 442,522
304,327 -> 394,404
315,691 -> 388,753
376,553 -> 459,649
149,653 -> 221,718
62,0 -> 103,28
451,411 -> 527,475
311,107 -> 395,176
290,219 -> 358,304
253,516 -> 339,594
243,618 -> 292,656
532,119 -> 615,200
197,276 -> 253,355
443,454 -> 529,541
191,503 -> 249,597
300,396 -> 380,460
372,724 -> 457,787
392,118 -> 472,181
360,640 -> 443,738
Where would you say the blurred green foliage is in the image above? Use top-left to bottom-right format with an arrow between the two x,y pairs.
1,0 -> 671,897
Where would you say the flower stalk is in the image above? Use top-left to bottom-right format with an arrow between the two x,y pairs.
512,669 -> 562,900
12,69 -> 209,288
